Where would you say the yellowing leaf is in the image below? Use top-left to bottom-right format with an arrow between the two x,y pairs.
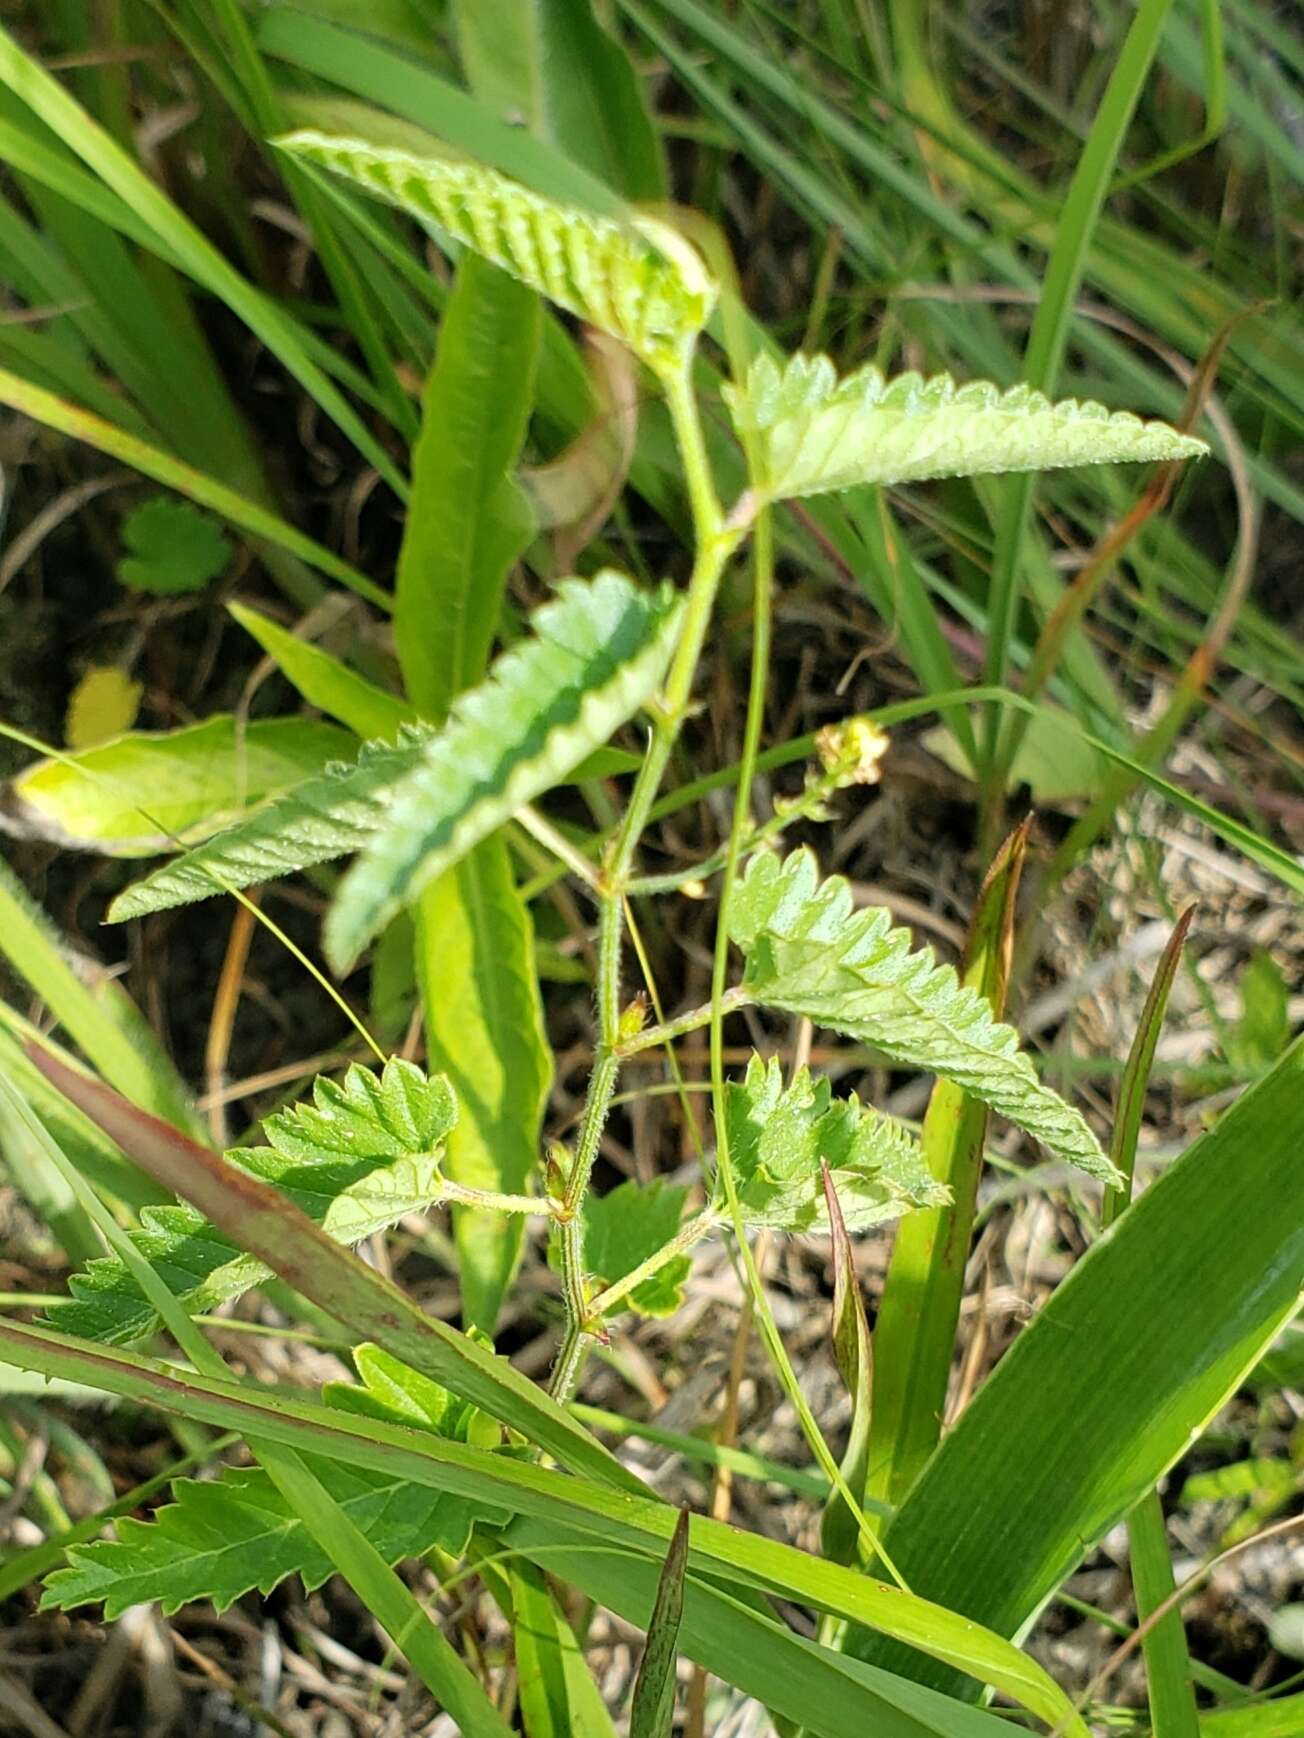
65,667 -> 142,750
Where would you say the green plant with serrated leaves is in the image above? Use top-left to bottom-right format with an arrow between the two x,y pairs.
43,1059 -> 461,1345
42,1343 -> 510,1618
2,52 -> 1269,1738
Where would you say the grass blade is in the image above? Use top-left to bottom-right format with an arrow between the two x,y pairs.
867,819 -> 1028,1510
630,1507 -> 690,1738
978,0 -> 1179,803
0,24 -> 408,497
1103,909 -> 1200,1738
0,1303 -> 1090,1736
25,1043 -> 642,1492
845,1032 -> 1304,1696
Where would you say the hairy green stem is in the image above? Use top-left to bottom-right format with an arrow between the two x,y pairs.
583,1207 -> 721,1320
548,358 -> 740,1401
617,986 -> 752,1058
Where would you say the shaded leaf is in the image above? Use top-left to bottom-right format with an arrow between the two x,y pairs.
553,1178 -> 691,1318
116,496 -> 231,594
819,1163 -> 874,1565
730,851 -> 1116,1180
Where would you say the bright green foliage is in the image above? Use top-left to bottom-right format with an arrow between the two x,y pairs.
569,1179 -> 691,1317
11,716 -> 354,859
43,1341 -> 505,1619
722,1055 -> 947,1234
274,131 -> 715,374
730,853 -> 1118,1180
327,572 -> 683,969
228,602 -> 415,742
724,353 -> 1207,502
325,1342 -> 501,1448
115,496 -> 231,594
43,1060 -> 455,1345
107,726 -> 434,917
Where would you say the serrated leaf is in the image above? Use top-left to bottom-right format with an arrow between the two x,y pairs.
725,353 -> 1208,502
43,1340 -> 506,1620
729,852 -> 1117,1181
42,1454 -> 485,1618
274,130 -> 714,374
326,571 -> 683,970
554,1178 -> 691,1318
116,496 -> 231,595
8,716 -> 355,859
107,725 -> 436,918
722,1055 -> 947,1234
65,668 -> 142,750
43,1059 -> 455,1345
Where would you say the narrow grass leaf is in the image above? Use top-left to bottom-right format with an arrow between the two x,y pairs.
1103,909 -> 1200,1738
0,24 -> 408,497
25,1045 -> 642,1491
982,0 -> 1180,786
630,1507 -> 690,1738
228,603 -> 414,742
868,821 -> 1028,1509
0,367 -> 389,608
0,1314 -> 1090,1736
0,862 -> 195,1133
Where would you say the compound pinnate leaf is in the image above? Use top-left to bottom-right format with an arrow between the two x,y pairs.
730,852 -> 1118,1181
116,496 -> 231,594
326,571 -> 683,971
722,1055 -> 947,1234
725,353 -> 1207,502
107,726 -> 435,918
43,1059 -> 455,1345
276,131 -> 715,375
43,1341 -> 505,1620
